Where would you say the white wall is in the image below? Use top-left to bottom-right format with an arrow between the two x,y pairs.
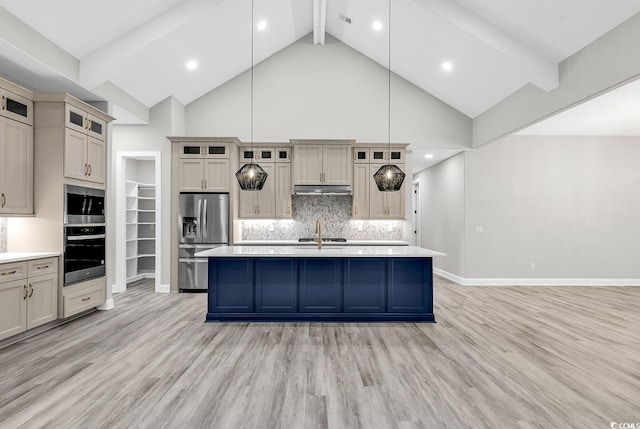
418,135 -> 640,282
464,135 -> 640,279
187,34 -> 471,150
109,96 -> 185,291
414,153 -> 465,275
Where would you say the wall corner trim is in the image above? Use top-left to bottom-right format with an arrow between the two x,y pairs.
97,298 -> 115,310
156,284 -> 171,293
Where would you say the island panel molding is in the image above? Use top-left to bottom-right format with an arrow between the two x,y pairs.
201,245 -> 443,322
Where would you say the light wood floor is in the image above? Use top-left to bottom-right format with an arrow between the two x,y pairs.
0,278 -> 638,428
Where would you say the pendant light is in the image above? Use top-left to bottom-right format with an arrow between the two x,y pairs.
236,0 -> 268,191
373,0 -> 405,192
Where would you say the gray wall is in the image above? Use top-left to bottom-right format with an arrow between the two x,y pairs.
473,13 -> 640,148
415,152 -> 465,275
109,96 -> 185,290
187,34 -> 471,150
418,135 -> 640,281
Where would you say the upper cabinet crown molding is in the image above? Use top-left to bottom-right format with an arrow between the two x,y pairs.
33,93 -> 114,123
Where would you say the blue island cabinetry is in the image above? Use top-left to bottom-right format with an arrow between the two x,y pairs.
207,257 -> 434,322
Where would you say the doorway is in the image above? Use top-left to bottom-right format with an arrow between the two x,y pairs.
115,151 -> 162,293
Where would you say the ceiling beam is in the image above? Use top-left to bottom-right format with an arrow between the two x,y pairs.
79,0 -> 229,92
313,0 -> 327,45
414,0 -> 559,91
92,81 -> 150,124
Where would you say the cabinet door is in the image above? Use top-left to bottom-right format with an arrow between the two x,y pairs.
255,259 -> 297,312
0,279 -> 27,341
179,143 -> 204,158
204,143 -> 229,158
64,128 -> 89,181
275,163 -> 292,218
352,163 -> 369,219
293,144 -> 323,185
179,159 -> 205,191
65,104 -> 88,135
86,113 -> 106,141
86,137 -> 106,184
238,189 -> 257,218
0,117 -> 33,214
299,259 -> 342,312
203,158 -> 230,192
322,145 -> 352,185
256,163 -> 275,218
1,89 -> 33,125
344,259 -> 386,312
385,175 -> 405,219
369,165 -> 387,218
27,273 -> 57,330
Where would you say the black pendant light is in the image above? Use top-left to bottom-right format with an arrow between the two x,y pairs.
236,0 -> 268,191
373,0 -> 405,192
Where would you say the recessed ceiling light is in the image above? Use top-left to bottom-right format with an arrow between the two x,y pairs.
442,61 -> 453,72
257,20 -> 267,31
425,154 -> 434,159
186,60 -> 198,70
372,21 -> 383,31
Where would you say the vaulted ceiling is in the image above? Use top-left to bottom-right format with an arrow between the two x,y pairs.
1,0 -> 639,125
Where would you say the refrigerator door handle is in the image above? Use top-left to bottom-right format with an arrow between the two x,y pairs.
203,198 -> 208,241
196,198 -> 202,241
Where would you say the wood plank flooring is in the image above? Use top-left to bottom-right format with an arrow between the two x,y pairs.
1,277 -> 639,428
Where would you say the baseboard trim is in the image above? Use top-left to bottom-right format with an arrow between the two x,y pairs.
156,283 -> 170,293
112,283 -> 126,294
433,268 -> 640,286
98,298 -> 115,310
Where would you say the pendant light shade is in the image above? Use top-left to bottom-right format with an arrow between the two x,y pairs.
374,0 -> 405,192
235,0 -> 267,191
373,163 -> 405,192
236,163 -> 268,191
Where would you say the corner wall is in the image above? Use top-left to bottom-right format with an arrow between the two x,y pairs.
109,96 -> 185,292
414,152 -> 465,275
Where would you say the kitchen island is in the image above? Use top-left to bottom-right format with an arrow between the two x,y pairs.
196,246 -> 445,322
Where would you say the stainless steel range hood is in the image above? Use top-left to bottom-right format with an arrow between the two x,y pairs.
293,185 -> 352,195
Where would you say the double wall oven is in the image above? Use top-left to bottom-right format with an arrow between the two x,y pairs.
63,185 -> 106,285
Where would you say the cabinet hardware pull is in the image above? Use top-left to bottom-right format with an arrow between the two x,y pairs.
37,265 -> 50,270
1,192 -> 5,208
1,270 -> 17,276
1,95 -> 5,110
204,179 -> 207,188
23,285 -> 28,299
28,284 -> 33,298
87,119 -> 92,130
88,164 -> 92,176
81,297 -> 91,302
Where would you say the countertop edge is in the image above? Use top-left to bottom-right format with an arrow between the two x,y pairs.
0,252 -> 61,263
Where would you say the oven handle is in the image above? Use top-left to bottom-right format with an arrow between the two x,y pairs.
66,234 -> 106,241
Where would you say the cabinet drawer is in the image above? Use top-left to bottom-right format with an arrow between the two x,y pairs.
63,278 -> 105,318
28,257 -> 58,277
0,262 -> 28,283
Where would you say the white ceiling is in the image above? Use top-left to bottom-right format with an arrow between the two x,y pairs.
1,0 -> 639,121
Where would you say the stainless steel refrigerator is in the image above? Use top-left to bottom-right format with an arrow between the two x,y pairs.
178,193 -> 229,291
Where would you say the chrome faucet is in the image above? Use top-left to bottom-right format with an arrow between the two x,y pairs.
315,219 -> 322,249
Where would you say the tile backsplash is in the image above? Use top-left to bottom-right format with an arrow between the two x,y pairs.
0,218 -> 6,252
240,195 -> 403,240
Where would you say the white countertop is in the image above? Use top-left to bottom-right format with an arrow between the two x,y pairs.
234,240 -> 411,246
0,252 -> 61,263
196,245 -> 445,258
